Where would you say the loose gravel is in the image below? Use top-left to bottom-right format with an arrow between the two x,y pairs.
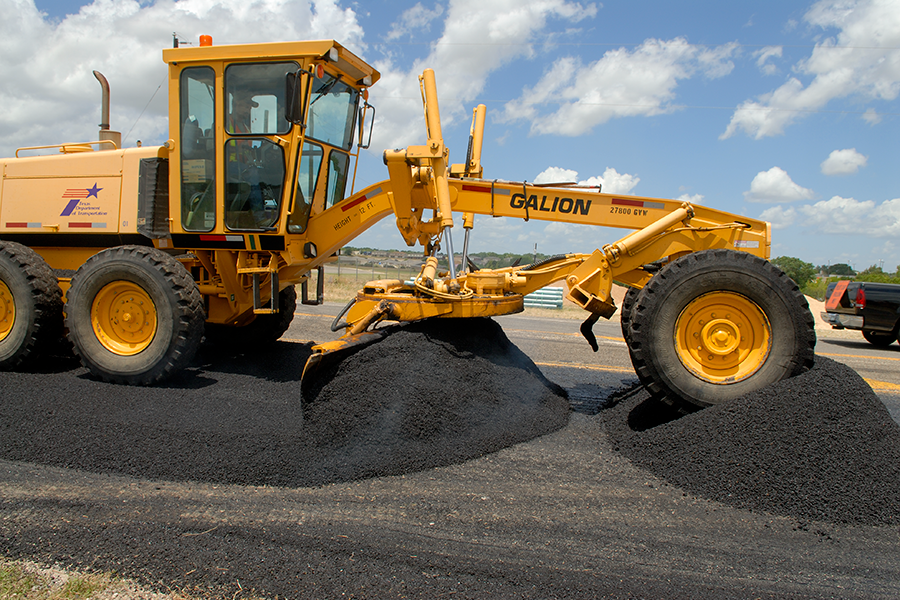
0,317 -> 569,488
605,355 -> 900,526
3,318 -> 900,599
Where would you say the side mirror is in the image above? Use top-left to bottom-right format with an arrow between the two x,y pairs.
285,70 -> 306,126
358,100 -> 375,150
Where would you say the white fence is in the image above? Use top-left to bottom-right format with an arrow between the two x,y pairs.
523,287 -> 564,309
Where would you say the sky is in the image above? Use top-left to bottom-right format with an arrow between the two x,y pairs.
2,0 -> 898,271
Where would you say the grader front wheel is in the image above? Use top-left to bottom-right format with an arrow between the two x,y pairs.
66,246 -> 205,385
627,249 -> 815,411
674,291 -> 771,384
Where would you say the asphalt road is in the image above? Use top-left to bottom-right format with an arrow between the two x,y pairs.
2,304 -> 899,599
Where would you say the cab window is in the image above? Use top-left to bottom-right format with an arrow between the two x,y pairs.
223,62 -> 296,230
288,141 -> 323,234
224,139 -> 285,230
180,66 -> 216,232
325,151 -> 350,209
224,62 -> 297,135
307,73 -> 359,150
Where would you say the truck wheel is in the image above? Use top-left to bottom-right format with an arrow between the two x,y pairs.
66,246 -> 205,385
204,285 -> 297,347
627,249 -> 815,411
862,329 -> 896,347
0,241 -> 63,368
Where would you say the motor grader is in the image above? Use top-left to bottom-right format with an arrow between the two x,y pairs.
0,37 -> 814,411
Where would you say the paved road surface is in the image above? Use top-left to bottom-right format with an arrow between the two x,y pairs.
2,304 -> 898,599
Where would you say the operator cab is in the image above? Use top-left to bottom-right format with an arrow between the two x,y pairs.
164,40 -> 379,239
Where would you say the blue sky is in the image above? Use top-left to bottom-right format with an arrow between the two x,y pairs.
5,0 -> 899,270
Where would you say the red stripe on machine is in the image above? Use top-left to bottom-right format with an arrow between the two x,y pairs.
612,198 -> 644,207
200,235 -> 243,242
461,185 -> 490,193
342,187 -> 383,212
69,223 -> 95,228
342,197 -> 366,212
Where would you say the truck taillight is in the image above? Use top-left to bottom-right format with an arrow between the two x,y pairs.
855,286 -> 866,309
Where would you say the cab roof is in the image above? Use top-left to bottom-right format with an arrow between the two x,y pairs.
162,39 -> 380,87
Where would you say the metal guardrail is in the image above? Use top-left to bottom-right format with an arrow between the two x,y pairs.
523,287 -> 564,309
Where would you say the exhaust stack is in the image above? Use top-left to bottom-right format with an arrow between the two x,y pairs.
92,70 -> 121,149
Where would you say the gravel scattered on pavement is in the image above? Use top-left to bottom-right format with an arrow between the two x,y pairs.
605,355 -> 900,526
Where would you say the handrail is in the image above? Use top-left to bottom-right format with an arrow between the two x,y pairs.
15,139 -> 119,158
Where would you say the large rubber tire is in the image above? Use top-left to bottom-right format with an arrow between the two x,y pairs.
862,329 -> 896,347
627,249 -> 815,411
0,241 -> 63,368
204,285 -> 297,348
620,285 -> 641,346
65,246 -> 205,385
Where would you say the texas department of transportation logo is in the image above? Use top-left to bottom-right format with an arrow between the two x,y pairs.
61,183 -> 105,217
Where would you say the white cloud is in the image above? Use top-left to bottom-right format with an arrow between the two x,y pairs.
0,0 -> 366,155
534,166 -> 639,194
756,195 -> 900,240
820,148 -> 867,176
862,108 -> 883,125
758,205 -> 797,229
385,3 -> 444,41
753,46 -> 782,75
797,196 -> 900,236
721,0 -> 900,139
369,0 -> 598,150
677,193 -> 705,203
501,37 -> 737,136
743,167 -> 815,203
534,167 -> 579,183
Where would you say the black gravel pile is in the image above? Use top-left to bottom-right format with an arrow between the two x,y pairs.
607,356 -> 900,526
301,318 -> 570,482
0,318 -> 568,487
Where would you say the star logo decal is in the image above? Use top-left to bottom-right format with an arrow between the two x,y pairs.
86,183 -> 103,198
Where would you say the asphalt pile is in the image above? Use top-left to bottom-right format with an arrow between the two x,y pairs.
605,356 -> 900,526
301,318 -> 570,483
0,318 -> 569,487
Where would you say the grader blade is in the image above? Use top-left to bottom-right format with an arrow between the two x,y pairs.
301,330 -> 390,397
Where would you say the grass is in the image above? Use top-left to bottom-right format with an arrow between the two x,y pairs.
0,557 -> 272,600
0,560 -> 108,599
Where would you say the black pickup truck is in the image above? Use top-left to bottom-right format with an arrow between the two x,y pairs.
821,280 -> 900,346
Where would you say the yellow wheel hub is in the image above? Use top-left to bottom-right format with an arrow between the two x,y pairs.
675,291 -> 771,384
0,280 -> 14,342
91,281 -> 157,355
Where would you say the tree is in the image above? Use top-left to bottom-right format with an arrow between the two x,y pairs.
771,256 -> 816,288
856,264 -> 900,284
824,263 -> 855,277
859,264 -> 885,276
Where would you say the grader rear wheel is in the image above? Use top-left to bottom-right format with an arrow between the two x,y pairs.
0,241 -> 63,368
627,249 -> 815,411
66,246 -> 205,385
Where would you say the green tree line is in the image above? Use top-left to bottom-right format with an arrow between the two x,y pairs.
771,256 -> 900,300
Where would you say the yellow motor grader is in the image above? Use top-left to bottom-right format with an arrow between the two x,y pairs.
0,37 -> 814,411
